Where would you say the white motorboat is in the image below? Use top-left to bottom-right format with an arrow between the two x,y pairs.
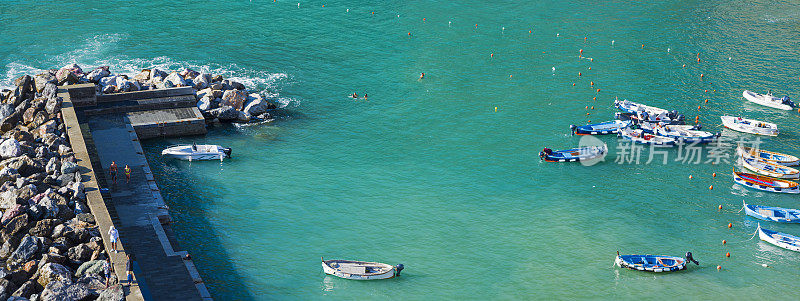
321,258 -> 403,280
720,116 -> 778,136
614,99 -> 684,124
618,128 -> 676,145
161,143 -> 232,161
743,90 -> 794,110
653,125 -> 717,144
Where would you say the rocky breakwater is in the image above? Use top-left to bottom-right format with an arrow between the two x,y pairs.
0,74 -> 123,300
44,63 -> 278,123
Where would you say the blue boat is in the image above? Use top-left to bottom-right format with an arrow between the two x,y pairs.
539,145 -> 606,163
743,201 -> 800,223
570,120 -> 631,135
758,224 -> 800,252
614,252 -> 697,272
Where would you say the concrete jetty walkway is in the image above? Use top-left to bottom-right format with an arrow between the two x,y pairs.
60,84 -> 211,300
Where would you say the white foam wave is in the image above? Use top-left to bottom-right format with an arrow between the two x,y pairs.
2,34 -> 296,106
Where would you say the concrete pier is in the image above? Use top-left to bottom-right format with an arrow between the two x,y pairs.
59,84 -> 211,300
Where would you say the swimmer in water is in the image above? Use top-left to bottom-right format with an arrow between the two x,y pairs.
352,92 -> 358,98
364,93 -> 368,100
419,72 -> 425,80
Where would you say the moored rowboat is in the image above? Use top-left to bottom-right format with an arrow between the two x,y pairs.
721,116 -> 778,136
539,145 -> 607,163
743,201 -> 800,223
758,224 -> 800,252
741,156 -> 799,179
614,252 -> 697,272
161,144 -> 232,161
732,171 -> 799,194
321,258 -> 404,280
737,145 -> 799,166
618,128 -> 676,145
743,90 -> 794,111
570,120 -> 631,135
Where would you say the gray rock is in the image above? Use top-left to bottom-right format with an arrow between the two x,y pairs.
98,76 -> 118,87
0,189 -> 18,210
96,284 -> 123,301
85,66 -> 110,83
45,158 -> 59,176
34,72 -> 56,93
55,174 -> 73,187
149,68 -> 166,81
40,279 -> 90,301
75,214 -> 93,224
1,205 -> 25,225
66,244 -> 91,263
0,241 -> 11,260
8,235 -> 38,265
28,219 -> 59,237
36,263 -> 71,288
11,279 -> 34,298
0,104 -> 14,122
235,111 -> 250,123
44,97 -> 60,115
0,278 -> 17,301
208,106 -> 238,121
197,95 -> 218,111
42,82 -> 57,101
244,93 -> 268,116
74,260 -> 103,278
59,161 -> 77,176
164,72 -> 186,87
37,120 -> 57,137
193,73 -> 210,90
38,197 -> 58,220
0,167 -> 18,183
0,139 -> 22,159
221,89 -> 247,110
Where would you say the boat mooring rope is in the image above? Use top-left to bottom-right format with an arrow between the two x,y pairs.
727,229 -> 759,244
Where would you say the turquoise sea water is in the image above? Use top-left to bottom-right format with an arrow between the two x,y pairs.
4,1 -> 800,299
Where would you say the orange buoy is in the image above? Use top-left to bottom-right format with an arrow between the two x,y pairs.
718,205 -> 722,210
322,4 -> 325,7
580,49 -> 583,54
726,252 -> 730,258
586,113 -> 590,116
728,222 -> 732,228
591,106 -> 594,110
585,106 -> 589,109
682,64 -> 686,68
579,72 -> 582,76
423,18 -> 426,21
408,32 -> 411,36
698,106 -> 702,110
509,75 -> 513,78
475,24 -> 478,27
689,175 -> 693,179
705,90 -> 708,93
596,89 -> 601,92
697,58 -> 701,62
573,83 -> 576,86
590,58 -> 594,62
584,37 -> 587,41
590,81 -> 594,86
641,44 -> 644,49
713,172 -> 716,177
700,73 -> 704,78
705,99 -> 708,103
717,265 -> 722,270
529,30 -> 532,33
709,185 -> 713,190
588,67 -> 592,70
490,53 -> 493,57
722,239 -> 727,245
372,11 -> 375,14
593,97 -> 596,101
587,120 -> 591,123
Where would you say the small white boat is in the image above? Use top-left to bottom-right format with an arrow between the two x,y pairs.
758,224 -> 800,252
614,99 -> 684,124
720,116 -> 778,136
618,128 -> 676,145
639,122 -> 697,134
161,144 -> 232,161
653,125 -> 717,144
737,145 -> 800,166
321,258 -> 403,280
743,201 -> 800,223
743,90 -> 794,111
741,155 -> 799,179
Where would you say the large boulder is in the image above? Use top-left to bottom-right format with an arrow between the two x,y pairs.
0,189 -> 17,210
0,167 -> 18,183
42,82 -> 58,101
221,89 -> 247,110
149,68 -> 167,81
85,66 -> 110,83
193,73 -> 211,90
132,70 -> 150,82
29,219 -> 59,237
60,161 -> 77,175
1,205 -> 25,225
8,235 -> 38,265
45,157 -> 60,175
164,72 -> 186,87
98,76 -> 118,87
37,263 -> 71,288
0,139 -> 22,159
40,279 -> 90,301
74,260 -> 103,278
55,64 -> 82,85
34,72 -> 56,93
1,156 -> 43,177
208,106 -> 239,121
197,95 -> 219,111
45,96 -> 61,115
0,104 -> 14,122
244,93 -> 268,116
66,244 -> 92,263
96,284 -> 123,301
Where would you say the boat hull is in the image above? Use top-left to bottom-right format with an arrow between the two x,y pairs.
743,90 -> 793,110
542,146 -> 607,163
744,201 -> 800,223
737,146 -> 799,166
321,261 -> 397,280
721,116 -> 778,136
619,129 -> 676,146
733,172 -> 799,194
161,144 -> 231,161
741,156 -> 800,179
759,226 -> 800,252
615,255 -> 686,272
572,120 -> 631,135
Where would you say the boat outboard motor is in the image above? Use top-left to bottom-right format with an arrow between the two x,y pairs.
223,147 -> 233,157
569,125 -> 577,136
694,123 -> 702,130
685,252 -> 699,265
781,96 -> 794,107
538,151 -> 545,160
395,264 -> 404,277
676,114 -> 685,122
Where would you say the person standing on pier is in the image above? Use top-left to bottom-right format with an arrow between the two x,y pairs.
110,161 -> 118,184
108,226 -> 119,253
124,164 -> 131,183
126,254 -> 134,286
104,257 -> 113,288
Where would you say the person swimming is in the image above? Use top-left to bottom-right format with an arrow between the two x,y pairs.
352,92 -> 358,98
364,93 -> 368,100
